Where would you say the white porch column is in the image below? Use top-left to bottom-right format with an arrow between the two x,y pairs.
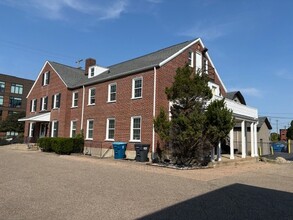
250,122 -> 255,157
254,123 -> 258,156
241,120 -> 246,158
211,147 -> 215,162
229,128 -> 235,159
217,141 -> 222,161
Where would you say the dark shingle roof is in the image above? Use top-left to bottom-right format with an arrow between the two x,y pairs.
49,39 -> 196,88
258,116 -> 272,129
225,91 -> 246,105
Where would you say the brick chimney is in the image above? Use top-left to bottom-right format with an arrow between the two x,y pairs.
85,58 -> 96,75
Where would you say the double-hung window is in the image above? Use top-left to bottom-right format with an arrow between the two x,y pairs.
132,77 -> 142,99
88,88 -> 96,105
106,118 -> 115,140
86,119 -> 94,140
195,51 -> 202,75
42,71 -> 50,86
108,83 -> 117,102
72,91 -> 78,107
52,93 -> 61,109
130,116 -> 141,141
9,97 -> 22,108
0,81 -> 5,93
70,120 -> 77,138
31,99 -> 37,112
188,51 -> 194,67
41,96 -> 48,111
51,121 -> 58,137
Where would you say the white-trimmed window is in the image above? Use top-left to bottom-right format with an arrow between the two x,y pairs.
70,120 -> 77,138
40,96 -> 48,111
188,51 -> 194,67
108,83 -> 117,102
29,122 -> 35,137
106,118 -> 115,140
204,58 -> 209,74
11,83 -> 23,94
130,116 -> 141,141
52,93 -> 61,109
90,67 -> 95,77
86,119 -> 94,140
51,121 -> 58,137
195,51 -> 202,74
208,82 -> 220,96
132,77 -> 142,99
72,91 -> 78,107
42,71 -> 50,86
31,99 -> 37,112
88,88 -> 96,105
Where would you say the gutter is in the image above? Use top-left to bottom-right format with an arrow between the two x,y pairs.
81,85 -> 85,132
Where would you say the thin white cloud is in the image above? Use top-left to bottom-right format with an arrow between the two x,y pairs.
179,21 -> 235,40
1,0 -> 128,21
275,69 -> 293,80
230,87 -> 262,98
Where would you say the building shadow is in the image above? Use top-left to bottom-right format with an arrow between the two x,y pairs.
139,183 -> 293,220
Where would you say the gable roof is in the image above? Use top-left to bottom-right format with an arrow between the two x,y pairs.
225,91 -> 246,105
258,116 -> 272,130
29,38 -> 228,92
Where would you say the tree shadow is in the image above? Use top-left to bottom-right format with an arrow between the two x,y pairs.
139,183 -> 293,220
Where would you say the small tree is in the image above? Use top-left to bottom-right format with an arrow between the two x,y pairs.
270,132 -> 280,142
286,120 -> 293,140
0,112 -> 26,134
154,65 -> 234,166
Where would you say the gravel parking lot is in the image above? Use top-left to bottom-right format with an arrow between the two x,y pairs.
1,145 -> 293,220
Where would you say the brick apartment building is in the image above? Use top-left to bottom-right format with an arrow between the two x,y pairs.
20,38 -> 259,160
280,129 -> 287,142
0,73 -> 34,136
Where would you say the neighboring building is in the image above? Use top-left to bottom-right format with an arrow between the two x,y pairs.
280,129 -> 287,142
20,38 -> 258,160
0,73 -> 34,137
233,116 -> 272,155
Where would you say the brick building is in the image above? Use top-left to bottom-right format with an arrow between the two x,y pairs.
20,38 -> 259,160
0,73 -> 34,136
280,129 -> 287,142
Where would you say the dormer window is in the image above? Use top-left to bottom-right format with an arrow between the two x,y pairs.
88,66 -> 109,79
90,67 -> 95,77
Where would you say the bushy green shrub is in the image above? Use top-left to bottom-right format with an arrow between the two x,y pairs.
51,138 -> 73,155
38,137 -> 53,152
38,136 -> 84,155
72,137 -> 84,153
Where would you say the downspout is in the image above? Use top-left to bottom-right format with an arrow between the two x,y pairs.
152,67 -> 157,160
81,85 -> 85,132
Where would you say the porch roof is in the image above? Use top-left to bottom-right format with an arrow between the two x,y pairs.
18,112 -> 50,122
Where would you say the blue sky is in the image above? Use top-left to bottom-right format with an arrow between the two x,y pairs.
0,0 -> 292,132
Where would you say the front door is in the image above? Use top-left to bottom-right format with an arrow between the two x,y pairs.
39,123 -> 48,138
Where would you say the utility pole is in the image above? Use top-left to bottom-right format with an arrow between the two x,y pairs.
276,119 -> 279,133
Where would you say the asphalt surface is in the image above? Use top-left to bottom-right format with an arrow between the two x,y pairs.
1,145 -> 293,220
262,152 -> 293,161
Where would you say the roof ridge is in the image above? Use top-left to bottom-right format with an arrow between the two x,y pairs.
49,61 -> 84,71
107,39 -> 193,68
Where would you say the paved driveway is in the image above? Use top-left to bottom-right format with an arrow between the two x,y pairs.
1,145 -> 293,220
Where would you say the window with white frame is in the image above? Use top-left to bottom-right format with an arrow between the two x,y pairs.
11,83 -> 23,94
70,120 -> 77,138
108,83 -> 117,102
29,122 -> 35,137
72,91 -> 78,107
42,71 -> 50,86
130,116 -> 141,141
0,81 -> 5,92
195,51 -> 202,74
51,121 -> 58,137
88,88 -> 96,105
106,118 -> 115,140
52,93 -> 61,109
90,67 -> 95,77
41,96 -> 48,111
204,58 -> 209,74
31,99 -> 37,112
188,51 -> 194,67
86,119 -> 94,140
132,77 -> 142,99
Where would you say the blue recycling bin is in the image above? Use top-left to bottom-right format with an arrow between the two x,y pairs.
112,142 -> 127,159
